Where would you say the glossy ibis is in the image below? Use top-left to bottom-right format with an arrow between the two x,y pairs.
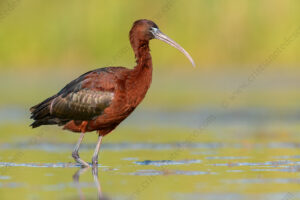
30,19 -> 195,167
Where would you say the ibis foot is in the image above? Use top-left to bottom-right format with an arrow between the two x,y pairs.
72,151 -> 90,168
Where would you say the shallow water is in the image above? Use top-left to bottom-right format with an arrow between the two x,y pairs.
0,109 -> 300,200
1,69 -> 300,199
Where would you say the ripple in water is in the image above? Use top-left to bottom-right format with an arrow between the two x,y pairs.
134,159 -> 201,166
129,169 -> 212,176
0,162 -> 105,168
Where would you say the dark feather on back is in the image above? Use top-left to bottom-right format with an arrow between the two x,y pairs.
30,68 -> 115,128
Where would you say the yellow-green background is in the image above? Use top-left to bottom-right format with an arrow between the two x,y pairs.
0,0 -> 299,68
0,1 -> 300,200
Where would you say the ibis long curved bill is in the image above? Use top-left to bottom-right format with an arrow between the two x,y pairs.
151,28 -> 196,67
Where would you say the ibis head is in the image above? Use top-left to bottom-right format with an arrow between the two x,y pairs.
130,19 -> 195,67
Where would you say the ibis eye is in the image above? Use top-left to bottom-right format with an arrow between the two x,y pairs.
149,27 -> 159,38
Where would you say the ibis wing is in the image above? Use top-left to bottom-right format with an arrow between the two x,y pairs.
50,69 -> 116,121
50,89 -> 113,120
30,67 -> 128,128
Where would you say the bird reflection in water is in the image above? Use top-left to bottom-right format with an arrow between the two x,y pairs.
73,166 -> 110,200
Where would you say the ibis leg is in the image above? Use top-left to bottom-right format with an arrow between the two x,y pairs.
72,132 -> 90,168
92,134 -> 103,168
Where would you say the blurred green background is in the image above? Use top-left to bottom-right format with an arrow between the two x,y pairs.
0,0 -> 299,69
0,1 -> 300,200
0,0 -> 299,110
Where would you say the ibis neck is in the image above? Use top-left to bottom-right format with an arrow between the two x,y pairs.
126,39 -> 153,106
131,39 -> 152,68
129,36 -> 153,74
